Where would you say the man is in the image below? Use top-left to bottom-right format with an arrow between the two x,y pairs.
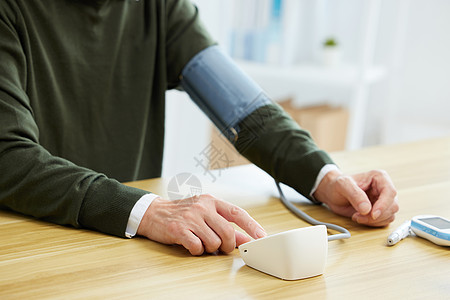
0,0 -> 398,256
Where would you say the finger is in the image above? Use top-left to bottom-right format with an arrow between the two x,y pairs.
353,170 -> 398,220
215,200 -> 266,240
204,213 -> 236,253
178,230 -> 204,256
370,184 -> 398,220
328,204 -> 357,218
336,176 -> 372,215
371,196 -> 399,221
235,230 -> 251,247
351,171 -> 374,191
352,212 -> 396,227
373,200 -> 399,225
191,222 -> 223,254
352,200 -> 398,226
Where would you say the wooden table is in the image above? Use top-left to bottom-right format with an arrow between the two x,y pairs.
1,138 -> 449,299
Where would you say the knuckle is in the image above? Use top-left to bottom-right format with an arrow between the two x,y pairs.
203,193 -> 215,199
379,169 -> 389,177
187,238 -> 203,255
199,193 -> 216,202
368,169 -> 384,178
223,224 -> 235,240
392,202 -> 400,213
220,228 -> 236,253
230,205 -> 243,216
220,243 -> 235,254
373,169 -> 387,176
204,237 -> 221,253
391,189 -> 398,198
191,201 -> 209,214
180,210 -> 195,221
246,219 -> 257,232
336,175 -> 346,185
190,194 -> 201,202
337,175 -> 353,187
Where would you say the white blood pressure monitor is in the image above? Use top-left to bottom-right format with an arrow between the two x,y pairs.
410,215 -> 450,246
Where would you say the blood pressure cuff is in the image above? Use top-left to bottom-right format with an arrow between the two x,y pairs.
180,45 -> 335,200
180,45 -> 271,142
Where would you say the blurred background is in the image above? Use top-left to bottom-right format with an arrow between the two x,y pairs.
163,0 -> 450,177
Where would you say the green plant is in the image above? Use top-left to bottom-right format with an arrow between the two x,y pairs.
323,38 -> 338,47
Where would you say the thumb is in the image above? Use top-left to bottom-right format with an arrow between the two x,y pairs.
338,177 -> 372,215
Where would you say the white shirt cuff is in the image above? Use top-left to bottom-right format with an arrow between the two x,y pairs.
309,164 -> 340,202
125,193 -> 160,238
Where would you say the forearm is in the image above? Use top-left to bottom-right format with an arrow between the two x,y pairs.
0,139 -> 148,236
235,103 -> 335,200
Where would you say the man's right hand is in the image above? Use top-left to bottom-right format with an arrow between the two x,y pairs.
136,194 -> 267,255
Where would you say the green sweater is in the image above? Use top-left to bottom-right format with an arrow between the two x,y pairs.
0,0 -> 333,238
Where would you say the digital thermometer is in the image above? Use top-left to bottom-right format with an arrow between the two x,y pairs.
410,215 -> 450,246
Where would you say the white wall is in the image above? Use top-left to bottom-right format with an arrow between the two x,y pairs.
162,90 -> 212,177
380,0 -> 450,144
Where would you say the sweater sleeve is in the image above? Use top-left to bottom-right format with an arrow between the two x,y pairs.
235,103 -> 335,201
0,5 -> 147,237
165,0 -> 216,89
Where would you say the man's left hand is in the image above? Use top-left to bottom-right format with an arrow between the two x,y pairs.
313,169 -> 399,227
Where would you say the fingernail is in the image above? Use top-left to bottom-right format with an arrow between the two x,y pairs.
359,202 -> 371,214
256,228 -> 267,239
373,210 -> 381,220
